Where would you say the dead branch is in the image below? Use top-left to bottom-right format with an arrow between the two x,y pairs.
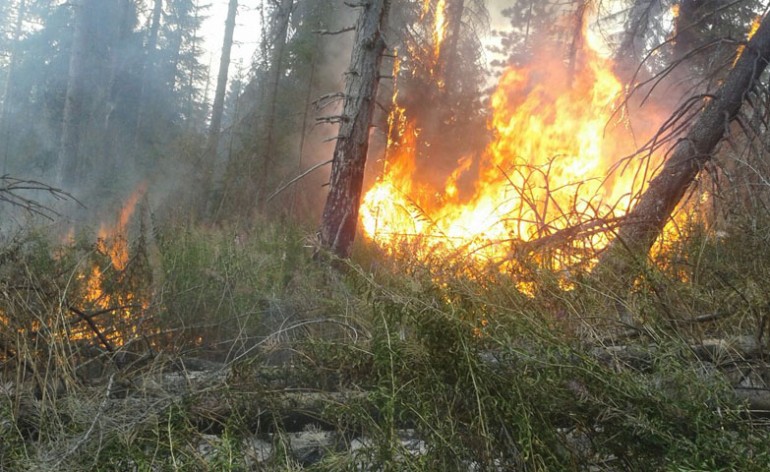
314,26 -> 355,35
0,175 -> 78,220
316,115 -> 348,125
267,160 -> 333,203
68,306 -> 116,354
313,92 -> 345,113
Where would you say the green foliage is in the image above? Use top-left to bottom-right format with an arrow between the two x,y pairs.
2,219 -> 770,470
155,221 -> 319,354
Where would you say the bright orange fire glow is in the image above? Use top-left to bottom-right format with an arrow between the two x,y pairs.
434,0 -> 448,58
96,182 -> 147,271
735,15 -> 762,65
361,10 -> 672,271
74,183 -> 150,346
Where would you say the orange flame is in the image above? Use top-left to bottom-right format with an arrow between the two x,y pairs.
734,15 -> 762,65
434,0 -> 448,58
96,182 -> 147,271
361,11 -> 672,270
78,183 -> 149,346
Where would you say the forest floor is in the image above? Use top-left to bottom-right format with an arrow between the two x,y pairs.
2,221 -> 770,471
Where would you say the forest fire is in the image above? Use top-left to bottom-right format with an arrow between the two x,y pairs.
72,183 -> 149,347
360,7 -> 671,270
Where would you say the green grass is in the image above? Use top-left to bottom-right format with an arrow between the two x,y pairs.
1,217 -> 770,470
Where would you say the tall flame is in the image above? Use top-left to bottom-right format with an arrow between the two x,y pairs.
78,182 -> 149,346
361,10 -> 670,269
434,0 -> 449,58
96,182 -> 147,271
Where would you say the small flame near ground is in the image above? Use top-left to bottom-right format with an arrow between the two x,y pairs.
73,182 -> 150,347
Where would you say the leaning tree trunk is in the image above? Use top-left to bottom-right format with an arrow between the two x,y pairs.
319,0 -> 391,259
58,0 -> 89,188
598,14 -> 770,278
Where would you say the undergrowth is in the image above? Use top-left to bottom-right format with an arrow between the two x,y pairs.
0,218 -> 769,470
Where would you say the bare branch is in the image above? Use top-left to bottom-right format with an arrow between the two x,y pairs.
0,175 -> 78,220
316,115 -> 348,124
267,159 -> 333,203
314,26 -> 355,35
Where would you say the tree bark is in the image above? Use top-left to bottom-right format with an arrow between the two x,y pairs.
566,1 -> 589,86
319,0 -> 391,259
598,14 -> 770,277
58,0 -> 90,188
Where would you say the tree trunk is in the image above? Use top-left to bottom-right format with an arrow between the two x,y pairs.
438,0 -> 464,92
1,0 -> 26,174
319,0 -> 391,259
198,0 -> 238,219
103,0 -> 133,172
58,0 -> 90,188
258,0 -> 294,205
598,14 -> 770,279
134,0 -> 163,145
206,0 -> 238,157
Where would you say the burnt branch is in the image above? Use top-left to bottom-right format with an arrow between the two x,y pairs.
68,305 -> 116,354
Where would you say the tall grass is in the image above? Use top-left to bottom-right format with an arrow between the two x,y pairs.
1,215 -> 769,470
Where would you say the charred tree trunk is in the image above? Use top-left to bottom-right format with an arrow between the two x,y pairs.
567,1 -> 589,86
319,0 -> 391,259
58,0 -> 90,188
598,14 -> 770,281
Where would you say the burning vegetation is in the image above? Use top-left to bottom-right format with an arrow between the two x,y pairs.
362,3 -> 676,272
4,0 -> 770,469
